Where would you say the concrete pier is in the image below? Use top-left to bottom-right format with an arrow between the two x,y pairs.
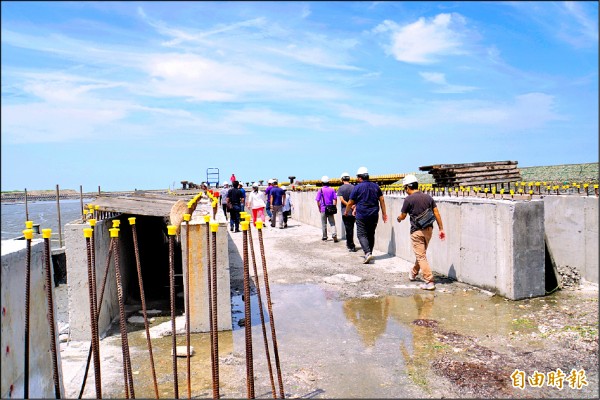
1,239 -> 65,398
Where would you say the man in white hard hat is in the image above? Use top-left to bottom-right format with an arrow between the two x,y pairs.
396,174 -> 445,290
315,176 -> 338,241
220,181 -> 231,220
337,172 -> 357,251
344,167 -> 387,263
270,179 -> 286,228
265,179 -> 275,223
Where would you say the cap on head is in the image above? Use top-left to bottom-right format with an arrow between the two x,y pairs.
341,172 -> 350,179
321,175 -> 330,183
223,181 -> 229,186
356,166 -> 368,175
252,182 -> 259,188
402,174 -> 418,186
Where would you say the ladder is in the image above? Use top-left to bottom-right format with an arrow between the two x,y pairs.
206,168 -> 220,187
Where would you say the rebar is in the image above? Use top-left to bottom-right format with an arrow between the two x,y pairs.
242,227 -> 255,399
211,227 -> 220,399
169,233 -> 179,399
113,235 -> 135,398
248,223 -> 277,398
79,240 -> 114,399
257,228 -> 285,398
205,220 -> 217,398
43,234 -> 61,398
56,185 -> 63,248
24,233 -> 31,399
131,222 -> 160,399
85,235 -> 102,398
184,220 -> 191,399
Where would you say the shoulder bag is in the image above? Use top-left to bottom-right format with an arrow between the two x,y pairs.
321,189 -> 337,215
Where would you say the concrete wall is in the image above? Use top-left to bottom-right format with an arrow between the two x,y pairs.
292,191 -> 548,299
1,239 -> 65,398
64,218 -> 126,340
181,215 -> 232,332
543,196 -> 598,284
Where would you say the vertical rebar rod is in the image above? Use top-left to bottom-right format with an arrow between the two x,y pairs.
248,222 -> 276,398
258,228 -> 285,398
25,188 -> 29,221
56,184 -> 63,248
211,226 -> 220,399
184,219 -> 191,399
85,233 -> 102,398
24,231 -> 32,399
112,233 -> 135,398
169,232 -> 179,399
43,232 -> 61,398
78,239 -> 114,399
205,219 -> 216,398
131,221 -> 160,399
80,185 -> 84,219
242,225 -> 255,399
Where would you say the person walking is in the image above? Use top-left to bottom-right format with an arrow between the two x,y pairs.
230,173 -> 236,184
247,182 -> 267,226
337,172 -> 357,252
238,182 -> 246,212
220,181 -> 230,220
396,174 -> 445,290
281,186 -> 293,228
316,176 -> 338,242
265,179 -> 274,224
269,180 -> 286,228
226,180 -> 244,232
344,167 -> 387,264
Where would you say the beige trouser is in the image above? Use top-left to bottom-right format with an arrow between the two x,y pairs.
410,226 -> 434,283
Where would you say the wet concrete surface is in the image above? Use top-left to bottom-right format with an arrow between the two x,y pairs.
59,217 -> 598,398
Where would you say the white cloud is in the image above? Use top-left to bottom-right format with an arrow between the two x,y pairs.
419,71 -> 477,94
374,13 -> 469,64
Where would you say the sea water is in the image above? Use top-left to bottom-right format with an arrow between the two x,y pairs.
1,199 -> 94,240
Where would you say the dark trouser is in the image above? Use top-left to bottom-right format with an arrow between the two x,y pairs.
356,216 -> 378,255
283,210 -> 290,224
266,203 -> 272,218
222,204 -> 228,220
230,205 -> 241,231
342,214 -> 356,250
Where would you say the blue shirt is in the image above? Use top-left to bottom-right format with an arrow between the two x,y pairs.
349,181 -> 382,219
270,187 -> 285,206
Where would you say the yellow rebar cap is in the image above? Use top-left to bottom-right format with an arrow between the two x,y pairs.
88,204 -> 95,210
23,229 -> 34,240
83,228 -> 93,238
210,222 -> 219,232
25,220 -> 34,229
113,220 -> 121,228
183,213 -> 191,222
241,221 -> 250,231
42,228 -> 52,239
167,225 -> 177,236
240,212 -> 248,219
256,220 -> 264,230
89,218 -> 97,227
204,215 -> 211,223
83,209 -> 89,215
128,217 -> 136,225
244,215 -> 251,222
109,228 -> 119,238
95,205 -> 100,210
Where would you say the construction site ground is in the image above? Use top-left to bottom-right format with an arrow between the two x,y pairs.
59,216 -> 599,399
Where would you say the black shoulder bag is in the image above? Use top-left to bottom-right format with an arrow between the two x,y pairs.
321,189 -> 337,215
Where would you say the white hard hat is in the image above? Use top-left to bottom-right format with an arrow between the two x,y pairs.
341,172 -> 350,179
356,166 -> 368,175
402,174 -> 418,186
252,182 -> 259,187
281,185 -> 287,190
268,179 -> 274,184
321,175 -> 330,183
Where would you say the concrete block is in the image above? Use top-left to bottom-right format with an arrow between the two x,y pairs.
1,239 -> 65,398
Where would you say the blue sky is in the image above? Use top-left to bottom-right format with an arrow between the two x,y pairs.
1,1 -> 598,191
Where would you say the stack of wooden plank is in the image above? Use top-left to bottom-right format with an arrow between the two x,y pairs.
419,161 -> 521,187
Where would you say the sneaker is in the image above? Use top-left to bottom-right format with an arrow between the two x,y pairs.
408,271 -> 417,281
348,247 -> 357,252
283,223 -> 287,228
333,236 -> 339,243
420,282 -> 436,291
230,226 -> 234,232
363,253 -> 374,264
322,237 -> 327,241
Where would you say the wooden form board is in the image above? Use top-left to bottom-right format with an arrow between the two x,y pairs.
91,195 -> 190,218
